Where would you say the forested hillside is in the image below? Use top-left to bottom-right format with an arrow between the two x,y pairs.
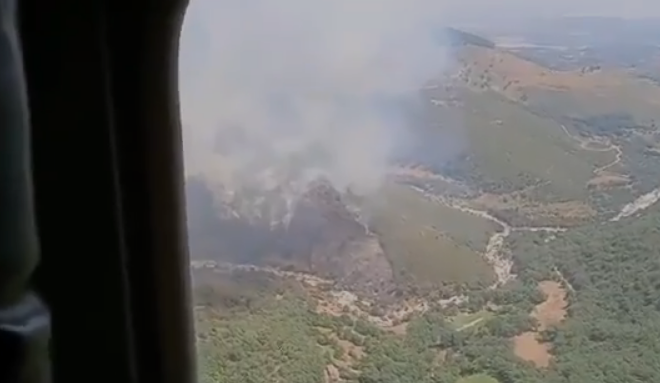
189,22 -> 660,383
195,205 -> 660,383
507,205 -> 660,383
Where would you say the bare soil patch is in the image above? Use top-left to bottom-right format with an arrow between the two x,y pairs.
338,337 -> 365,362
588,172 -> 630,189
513,332 -> 552,368
388,322 -> 409,336
324,364 -> 341,383
533,281 -> 568,328
312,287 -> 425,337
513,280 -> 567,368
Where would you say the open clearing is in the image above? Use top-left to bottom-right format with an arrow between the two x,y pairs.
513,280 -> 568,367
363,182 -> 497,286
449,310 -> 493,331
373,182 -> 499,251
587,172 -> 630,189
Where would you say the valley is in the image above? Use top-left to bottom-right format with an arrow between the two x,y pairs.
193,158 -> 659,326
188,21 -> 660,383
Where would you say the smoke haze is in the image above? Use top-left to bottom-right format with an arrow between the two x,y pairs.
179,0 -> 451,203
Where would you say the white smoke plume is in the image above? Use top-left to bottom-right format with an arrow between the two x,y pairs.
178,0 -> 451,202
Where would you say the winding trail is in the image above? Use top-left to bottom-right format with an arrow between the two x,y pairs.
560,124 -> 623,174
553,267 -> 575,294
191,259 -> 428,329
392,122 -> 653,284
559,124 -> 660,221
193,175 -> 656,306
594,146 -> 623,174
191,260 -> 335,286
456,317 -> 486,331
408,185 -> 566,287
192,151 -> 660,326
397,123 -> 660,290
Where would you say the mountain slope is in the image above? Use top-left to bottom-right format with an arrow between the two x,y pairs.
186,176 -> 395,297
186,27 -> 660,297
421,34 -> 660,224
191,26 -> 660,383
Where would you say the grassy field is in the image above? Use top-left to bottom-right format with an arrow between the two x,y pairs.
365,183 -> 497,283
432,89 -> 616,202
374,182 -> 498,251
361,182 -> 496,286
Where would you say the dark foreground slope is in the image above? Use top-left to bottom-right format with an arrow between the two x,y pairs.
185,176 -> 394,297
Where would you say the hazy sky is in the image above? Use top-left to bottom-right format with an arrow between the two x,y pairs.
443,0 -> 660,20
179,0 -> 453,198
177,0 -> 660,203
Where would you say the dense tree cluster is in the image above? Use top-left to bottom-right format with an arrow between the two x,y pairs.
196,204 -> 660,383
506,205 -> 660,383
196,297 -> 328,383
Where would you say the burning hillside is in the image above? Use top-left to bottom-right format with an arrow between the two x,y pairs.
185,175 -> 394,297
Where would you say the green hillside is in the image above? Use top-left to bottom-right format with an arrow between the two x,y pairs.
436,90 -> 614,200
196,200 -> 660,383
191,26 -> 660,383
363,181 -> 497,287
